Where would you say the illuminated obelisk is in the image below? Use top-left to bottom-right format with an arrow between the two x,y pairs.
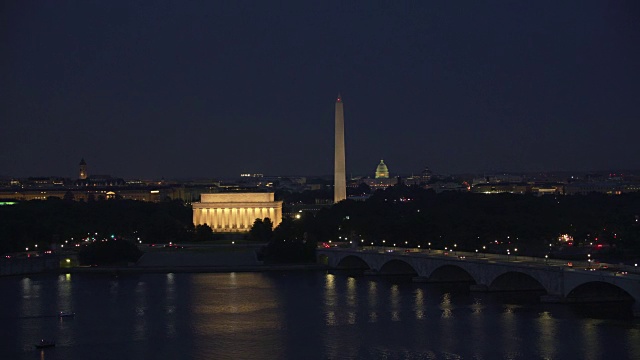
334,94 -> 346,203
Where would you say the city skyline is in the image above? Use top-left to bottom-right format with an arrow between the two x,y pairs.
3,1 -> 640,179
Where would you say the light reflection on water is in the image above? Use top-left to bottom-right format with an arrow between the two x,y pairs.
0,272 -> 639,360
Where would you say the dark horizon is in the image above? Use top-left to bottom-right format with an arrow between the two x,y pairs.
3,1 -> 639,179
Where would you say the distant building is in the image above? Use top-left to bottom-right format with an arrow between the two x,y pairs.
472,183 -> 530,194
375,160 -> 389,179
564,182 -> 640,195
431,182 -> 468,193
361,159 -> 396,189
192,192 -> 283,233
404,166 -> 433,186
79,159 -> 87,180
472,182 -> 564,195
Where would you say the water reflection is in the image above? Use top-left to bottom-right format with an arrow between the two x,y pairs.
366,280 -> 378,323
628,325 -> 640,359
470,296 -> 485,355
191,273 -> 286,359
390,284 -> 401,322
165,273 -> 176,337
133,279 -> 147,340
414,288 -> 425,320
580,319 -> 602,360
2,272 -> 639,360
536,311 -> 556,359
501,305 -> 519,359
56,274 -> 73,312
439,292 -> 454,352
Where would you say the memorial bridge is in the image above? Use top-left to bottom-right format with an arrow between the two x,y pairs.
317,246 -> 640,316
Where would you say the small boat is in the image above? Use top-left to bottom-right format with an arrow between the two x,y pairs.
35,339 -> 55,349
58,311 -> 75,317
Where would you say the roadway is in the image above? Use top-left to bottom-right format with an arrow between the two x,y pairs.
331,245 -> 639,276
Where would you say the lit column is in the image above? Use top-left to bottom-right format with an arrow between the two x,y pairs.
269,208 -> 274,226
249,208 -> 256,226
275,206 -> 282,227
241,208 -> 248,229
231,208 -> 237,231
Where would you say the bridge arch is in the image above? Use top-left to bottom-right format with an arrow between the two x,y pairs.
378,259 -> 417,275
335,255 -> 371,270
489,271 -> 548,292
565,281 -> 635,303
427,264 -> 477,283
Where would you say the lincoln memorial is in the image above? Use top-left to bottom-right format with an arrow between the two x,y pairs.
192,193 -> 283,232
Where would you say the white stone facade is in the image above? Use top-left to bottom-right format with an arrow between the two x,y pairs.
192,193 -> 282,232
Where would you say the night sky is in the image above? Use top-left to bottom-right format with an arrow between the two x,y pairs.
2,1 -> 640,180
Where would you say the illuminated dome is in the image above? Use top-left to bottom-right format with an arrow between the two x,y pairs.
375,160 -> 389,179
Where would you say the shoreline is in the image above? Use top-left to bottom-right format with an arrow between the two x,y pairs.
63,263 -> 329,274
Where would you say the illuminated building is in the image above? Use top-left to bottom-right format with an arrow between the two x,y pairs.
334,94 -> 346,203
192,192 -> 282,232
79,158 -> 87,180
375,160 -> 389,179
360,159 -> 396,189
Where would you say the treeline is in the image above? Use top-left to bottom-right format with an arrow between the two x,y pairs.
258,186 -> 640,261
2,186 -> 639,262
0,198 -> 192,254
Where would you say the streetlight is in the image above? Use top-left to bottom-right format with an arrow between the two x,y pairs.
507,249 -> 511,261
428,242 -> 431,253
454,244 -> 457,255
545,254 -> 549,264
475,249 -> 478,257
587,254 -> 591,269
514,248 -> 518,261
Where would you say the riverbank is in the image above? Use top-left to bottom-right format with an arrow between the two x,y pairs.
65,263 -> 328,274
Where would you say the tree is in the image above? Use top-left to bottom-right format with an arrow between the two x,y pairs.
194,224 -> 213,242
261,217 -> 316,263
249,218 -> 273,242
78,240 -> 143,265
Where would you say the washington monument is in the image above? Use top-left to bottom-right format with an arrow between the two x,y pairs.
334,94 -> 346,203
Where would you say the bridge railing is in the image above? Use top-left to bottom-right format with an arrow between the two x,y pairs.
341,246 -> 623,270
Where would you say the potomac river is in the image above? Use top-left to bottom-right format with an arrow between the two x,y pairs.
1,270 -> 640,360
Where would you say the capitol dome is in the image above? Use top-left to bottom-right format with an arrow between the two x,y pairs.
375,160 -> 389,179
